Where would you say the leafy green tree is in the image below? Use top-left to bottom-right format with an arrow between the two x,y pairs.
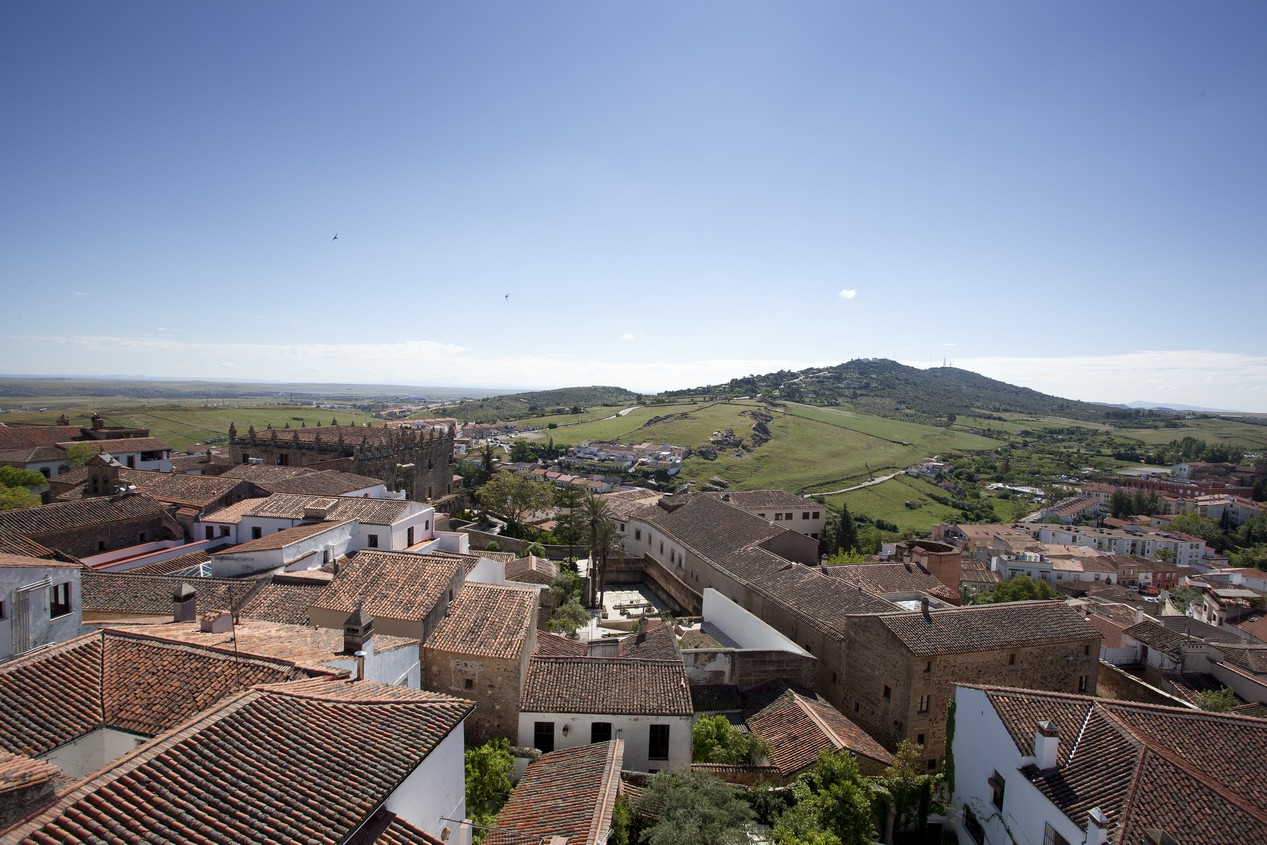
555,484 -> 588,559
836,504 -> 859,554
636,770 -> 753,845
550,568 -> 583,606
523,541 -> 546,558
0,466 -> 47,511
548,597 -> 589,636
63,442 -> 101,468
466,738 -> 513,840
692,715 -> 770,764
477,472 -> 555,535
826,549 -> 866,565
972,575 -> 1057,604
773,749 -> 875,845
510,440 -> 537,463
874,740 -> 940,843
1196,686 -> 1238,713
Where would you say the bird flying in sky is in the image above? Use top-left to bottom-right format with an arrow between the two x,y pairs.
332,233 -> 339,241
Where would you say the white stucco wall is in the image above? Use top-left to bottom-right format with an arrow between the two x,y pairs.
324,640 -> 422,688
40,727 -> 148,780
210,522 -> 355,577
387,721 -> 468,844
518,711 -> 691,773
701,589 -> 811,653
949,686 -> 1083,845
0,566 -> 84,660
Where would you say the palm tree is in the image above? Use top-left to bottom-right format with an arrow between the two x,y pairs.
583,495 -> 613,607
593,519 -> 625,613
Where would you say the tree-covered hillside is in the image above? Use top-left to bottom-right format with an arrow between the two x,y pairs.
660,359 -> 1162,425
439,386 -> 641,424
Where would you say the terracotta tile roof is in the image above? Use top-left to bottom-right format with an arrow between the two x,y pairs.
0,635 -> 104,757
82,571 -> 262,618
213,518 -> 353,553
505,554 -> 559,584
230,466 -> 388,496
1085,613 -> 1128,649
8,678 -> 473,845
55,468 -> 242,509
618,619 -> 681,661
878,601 -> 1099,657
959,558 -> 1000,585
599,488 -> 663,520
0,532 -> 56,558
521,657 -> 692,716
1214,645 -> 1267,676
425,583 -> 537,659
220,464 -> 315,482
704,490 -> 818,510
0,425 -> 82,450
242,492 -> 414,525
829,562 -> 959,601
485,740 -> 624,845
0,444 -> 67,463
534,632 -> 589,657
346,808 -> 446,845
643,494 -> 786,562
0,494 -> 172,538
312,550 -> 462,621
122,549 -> 214,576
0,552 -> 80,570
0,749 -> 60,795
1122,619 -> 1188,654
107,618 -> 417,675
744,683 -> 893,774
55,436 -> 172,455
201,496 -> 263,524
977,685 -> 1267,841
237,577 -> 327,625
691,684 -> 744,713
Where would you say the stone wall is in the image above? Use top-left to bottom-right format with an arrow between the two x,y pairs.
422,648 -> 523,744
31,514 -> 182,559
1094,660 -> 1190,707
683,648 -> 816,691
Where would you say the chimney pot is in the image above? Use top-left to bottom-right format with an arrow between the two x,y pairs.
1034,720 -> 1059,769
1086,807 -> 1110,845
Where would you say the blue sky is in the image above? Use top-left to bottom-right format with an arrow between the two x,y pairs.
3,2 -> 1265,410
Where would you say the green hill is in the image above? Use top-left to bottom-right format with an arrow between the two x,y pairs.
439,386 -> 641,424
658,358 -> 1159,425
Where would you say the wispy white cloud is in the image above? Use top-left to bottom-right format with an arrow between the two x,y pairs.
622,333 -> 636,341
74,291 -> 89,297
838,289 -> 857,300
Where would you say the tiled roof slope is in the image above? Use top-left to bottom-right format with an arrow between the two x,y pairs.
979,685 -> 1267,841
82,571 -> 263,617
57,436 -> 172,454
55,468 -> 241,508
0,635 -> 104,757
704,490 -> 816,510
744,684 -> 892,774
0,425 -> 82,450
618,619 -> 681,661
345,809 -> 446,845
312,550 -> 462,620
99,631 -> 303,735
505,554 -> 559,584
485,740 -> 624,845
879,601 -> 1098,656
534,632 -> 589,657
0,533 -> 56,559
243,492 -> 413,524
0,749 -> 60,794
829,562 -> 959,602
1085,613 -> 1128,649
0,494 -> 171,537
521,657 -> 692,716
261,469 -> 389,496
1216,645 -> 1267,676
0,552 -> 80,570
1122,619 -> 1187,654
642,493 -> 784,560
7,679 -> 473,845
238,578 -> 328,625
425,583 -> 536,659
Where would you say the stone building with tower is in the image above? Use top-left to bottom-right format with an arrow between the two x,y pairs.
227,420 -> 455,502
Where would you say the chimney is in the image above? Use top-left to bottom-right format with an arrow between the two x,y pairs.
172,582 -> 197,623
1034,720 -> 1058,769
200,609 -> 233,634
354,650 -> 367,681
344,604 -> 374,656
920,596 -> 931,622
1086,807 -> 1110,845
90,414 -> 104,430
637,615 -> 649,636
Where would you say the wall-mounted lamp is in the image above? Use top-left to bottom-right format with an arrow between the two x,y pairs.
561,724 -> 569,737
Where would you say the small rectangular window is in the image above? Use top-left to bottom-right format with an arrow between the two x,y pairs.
802,512 -> 810,519
50,582 -> 72,618
812,511 -> 820,519
592,722 -> 613,743
883,685 -> 891,700
368,534 -> 379,548
0,600 -> 7,620
464,678 -> 473,690
1078,674 -> 1089,693
648,724 -> 670,760
1042,823 -> 1073,845
774,513 -> 783,521
989,770 -> 1006,810
785,512 -> 793,520
916,733 -> 925,746
251,527 -> 262,540
534,721 -> 555,753
918,694 -> 930,714
1008,653 -> 1016,666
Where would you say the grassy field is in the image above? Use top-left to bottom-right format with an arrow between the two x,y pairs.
1,405 -> 380,452
1115,417 -> 1267,450
824,476 -> 966,532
